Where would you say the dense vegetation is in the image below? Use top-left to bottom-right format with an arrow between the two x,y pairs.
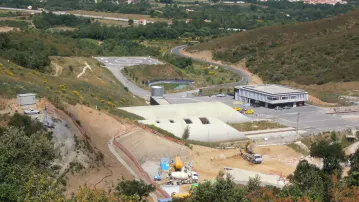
0,30 -> 159,71
190,9 -> 359,85
32,12 -> 91,29
155,2 -> 354,30
0,20 -> 29,28
0,114 -> 55,201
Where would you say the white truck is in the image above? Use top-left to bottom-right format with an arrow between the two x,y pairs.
167,171 -> 199,185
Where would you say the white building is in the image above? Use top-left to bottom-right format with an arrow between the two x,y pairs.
234,84 -> 308,108
17,93 -> 36,106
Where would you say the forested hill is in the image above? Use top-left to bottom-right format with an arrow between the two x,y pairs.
188,9 -> 359,85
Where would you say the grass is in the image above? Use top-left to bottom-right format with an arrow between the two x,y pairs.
197,87 -> 234,96
0,57 -> 146,120
288,143 -> 310,156
230,121 -> 287,132
298,130 -> 356,151
123,62 -> 241,93
282,81 -> 359,105
188,9 -> 359,85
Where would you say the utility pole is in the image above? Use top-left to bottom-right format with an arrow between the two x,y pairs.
296,112 -> 300,140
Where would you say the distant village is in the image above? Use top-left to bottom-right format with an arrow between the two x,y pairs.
258,0 -> 347,5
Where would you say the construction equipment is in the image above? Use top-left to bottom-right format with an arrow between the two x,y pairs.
233,106 -> 241,111
167,171 -> 198,185
174,156 -> 183,171
171,183 -> 198,199
243,153 -> 262,164
243,141 -> 262,164
244,109 -> 254,114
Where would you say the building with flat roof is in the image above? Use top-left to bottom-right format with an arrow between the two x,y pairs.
17,93 -> 36,106
234,84 -> 308,108
119,102 -> 250,142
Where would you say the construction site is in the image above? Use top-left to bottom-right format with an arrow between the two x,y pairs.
2,56 -> 358,202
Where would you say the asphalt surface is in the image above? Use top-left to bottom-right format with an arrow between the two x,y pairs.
95,57 -> 160,99
249,105 -> 359,134
171,45 -> 250,84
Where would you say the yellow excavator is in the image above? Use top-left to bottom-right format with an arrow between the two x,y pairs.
171,184 -> 198,199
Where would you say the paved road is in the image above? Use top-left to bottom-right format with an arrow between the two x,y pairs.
95,57 -> 159,99
0,7 -> 152,23
171,45 -> 250,84
95,56 -> 241,102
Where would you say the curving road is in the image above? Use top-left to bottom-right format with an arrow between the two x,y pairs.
171,45 -> 250,84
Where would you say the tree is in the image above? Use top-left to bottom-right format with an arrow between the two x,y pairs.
24,172 -> 65,202
74,185 -> 118,202
182,125 -> 190,140
246,175 -> 262,200
310,141 -> 346,174
189,171 -> 247,202
0,126 -> 55,201
116,179 -> 155,201
289,160 -> 325,201
128,19 -> 134,26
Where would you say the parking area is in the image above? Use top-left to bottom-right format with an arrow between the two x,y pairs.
248,105 -> 359,133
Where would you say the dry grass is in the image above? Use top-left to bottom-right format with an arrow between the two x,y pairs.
231,121 -> 286,132
282,81 -> 359,104
0,57 -> 145,119
0,27 -> 16,32
66,10 -> 170,22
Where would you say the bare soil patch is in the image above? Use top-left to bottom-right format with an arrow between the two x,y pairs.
0,26 -> 16,32
189,144 -> 303,182
64,104 -> 135,194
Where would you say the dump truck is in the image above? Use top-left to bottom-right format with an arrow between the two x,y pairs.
174,156 -> 183,171
243,141 -> 262,164
243,153 -> 262,164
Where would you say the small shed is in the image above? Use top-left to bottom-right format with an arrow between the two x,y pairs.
17,93 -> 36,106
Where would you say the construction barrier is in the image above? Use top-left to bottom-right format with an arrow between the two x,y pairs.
113,135 -> 170,198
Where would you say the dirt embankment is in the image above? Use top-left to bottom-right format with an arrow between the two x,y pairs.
64,104 -> 135,194
180,49 -> 264,85
117,129 -> 189,163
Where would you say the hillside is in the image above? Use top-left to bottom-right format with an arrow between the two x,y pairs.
0,57 -> 145,119
188,10 -> 359,85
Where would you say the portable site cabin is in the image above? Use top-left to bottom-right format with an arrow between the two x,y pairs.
16,93 -> 36,106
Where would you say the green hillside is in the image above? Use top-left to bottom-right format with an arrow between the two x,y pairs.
188,10 -> 359,85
